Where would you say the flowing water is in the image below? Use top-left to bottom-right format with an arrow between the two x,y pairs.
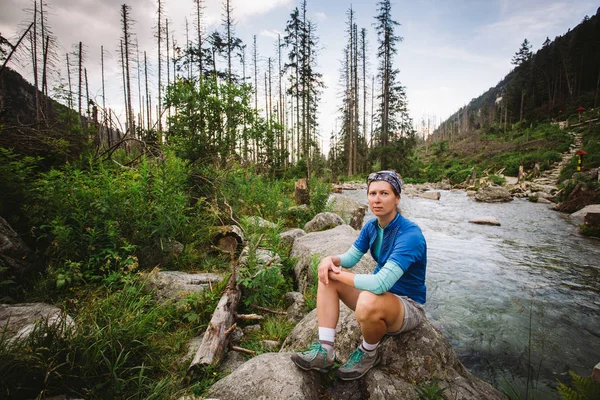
335,188 -> 600,398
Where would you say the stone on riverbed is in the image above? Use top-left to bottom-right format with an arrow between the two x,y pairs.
475,186 -> 513,203
469,217 -> 501,226
418,191 -> 441,201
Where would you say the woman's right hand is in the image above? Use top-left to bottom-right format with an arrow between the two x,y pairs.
318,256 -> 341,285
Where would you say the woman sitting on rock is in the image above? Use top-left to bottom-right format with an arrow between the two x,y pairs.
291,170 -> 427,380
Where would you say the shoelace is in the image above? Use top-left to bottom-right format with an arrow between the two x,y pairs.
302,342 -> 326,362
344,347 -> 367,369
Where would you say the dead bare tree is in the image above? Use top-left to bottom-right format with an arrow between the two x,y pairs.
121,4 -> 135,137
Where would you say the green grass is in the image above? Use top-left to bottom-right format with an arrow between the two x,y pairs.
0,276 -> 225,399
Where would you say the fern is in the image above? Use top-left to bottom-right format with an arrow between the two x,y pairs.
557,370 -> 600,400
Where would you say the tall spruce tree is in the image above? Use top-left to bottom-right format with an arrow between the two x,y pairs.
373,0 -> 413,170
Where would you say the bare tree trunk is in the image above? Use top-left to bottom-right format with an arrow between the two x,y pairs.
166,18 -> 170,130
84,67 -> 89,127
370,74 -> 374,152
0,22 -> 33,75
136,41 -> 143,131
185,18 -> 191,80
157,0 -> 163,137
78,41 -> 83,127
144,51 -> 150,132
66,53 -> 73,130
32,1 -> 40,122
120,40 -> 128,136
353,23 -> 359,175
101,46 -> 106,126
195,0 -> 204,80
361,28 -> 367,173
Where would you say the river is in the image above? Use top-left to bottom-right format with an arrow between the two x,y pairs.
335,188 -> 600,399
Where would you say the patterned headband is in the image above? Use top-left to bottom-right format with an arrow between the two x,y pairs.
367,170 -> 403,195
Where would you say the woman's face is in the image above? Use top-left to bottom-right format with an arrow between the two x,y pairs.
367,180 -> 400,220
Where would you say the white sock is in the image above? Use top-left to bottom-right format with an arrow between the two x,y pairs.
361,339 -> 379,352
318,327 -> 336,351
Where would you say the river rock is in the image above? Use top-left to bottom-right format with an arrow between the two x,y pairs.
569,204 -> 600,225
0,216 -> 35,284
469,217 -> 501,226
303,212 -> 345,233
144,270 -> 223,302
207,352 -> 321,400
280,307 -> 505,400
290,225 -> 375,293
419,191 -> 441,201
280,228 -> 307,247
475,186 -> 513,203
0,303 -> 75,344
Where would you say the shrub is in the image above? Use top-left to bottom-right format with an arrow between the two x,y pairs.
26,151 -> 195,288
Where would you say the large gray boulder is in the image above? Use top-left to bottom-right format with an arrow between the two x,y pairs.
207,352 -> 321,400
475,186 -> 513,203
281,308 -> 506,400
290,224 -> 375,293
144,270 -> 223,302
280,228 -> 307,247
303,212 -> 345,233
0,303 -> 74,343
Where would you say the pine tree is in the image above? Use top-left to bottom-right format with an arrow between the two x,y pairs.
373,0 -> 413,170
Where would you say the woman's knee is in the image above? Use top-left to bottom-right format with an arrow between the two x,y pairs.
355,291 -> 383,322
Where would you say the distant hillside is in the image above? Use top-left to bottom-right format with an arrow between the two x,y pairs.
432,8 -> 600,141
0,66 -> 88,163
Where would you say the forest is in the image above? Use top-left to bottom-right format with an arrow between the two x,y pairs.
1,0 -> 600,398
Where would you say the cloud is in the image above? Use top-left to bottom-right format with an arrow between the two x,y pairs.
260,29 -> 281,39
315,11 -> 327,20
231,0 -> 292,20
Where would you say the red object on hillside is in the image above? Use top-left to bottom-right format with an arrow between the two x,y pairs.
576,150 -> 588,156
576,106 -> 586,112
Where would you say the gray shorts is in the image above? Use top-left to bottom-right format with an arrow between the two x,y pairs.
388,295 -> 426,334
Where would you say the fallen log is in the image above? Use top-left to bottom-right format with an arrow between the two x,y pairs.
189,274 -> 241,369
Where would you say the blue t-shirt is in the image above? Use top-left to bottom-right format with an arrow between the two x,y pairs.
353,213 -> 427,304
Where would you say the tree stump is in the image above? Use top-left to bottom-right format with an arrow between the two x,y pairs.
294,178 -> 310,205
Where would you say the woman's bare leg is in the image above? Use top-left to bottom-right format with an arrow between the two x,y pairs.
316,279 -> 361,329
354,291 -> 404,344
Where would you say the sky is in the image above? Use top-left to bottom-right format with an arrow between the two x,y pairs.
1,0 -> 598,151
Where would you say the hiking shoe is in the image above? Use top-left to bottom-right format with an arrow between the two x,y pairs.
336,346 -> 380,380
291,342 -> 335,372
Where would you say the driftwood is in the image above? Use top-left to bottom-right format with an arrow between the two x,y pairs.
189,272 -> 241,369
